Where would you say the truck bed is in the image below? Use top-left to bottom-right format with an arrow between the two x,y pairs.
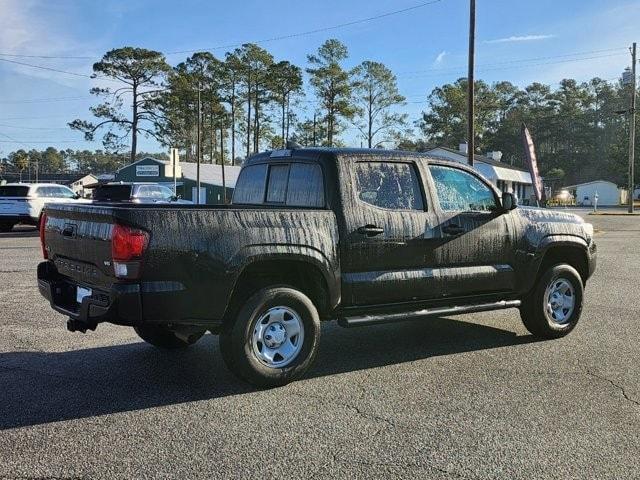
40,202 -> 339,328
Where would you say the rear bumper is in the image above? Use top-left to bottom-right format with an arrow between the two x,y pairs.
37,261 -> 142,328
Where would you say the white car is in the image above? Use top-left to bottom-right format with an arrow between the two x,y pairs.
0,183 -> 88,232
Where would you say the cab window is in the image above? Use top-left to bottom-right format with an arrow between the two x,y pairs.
429,165 -> 497,212
354,161 -> 424,211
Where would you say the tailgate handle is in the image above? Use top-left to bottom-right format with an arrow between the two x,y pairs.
62,224 -> 76,238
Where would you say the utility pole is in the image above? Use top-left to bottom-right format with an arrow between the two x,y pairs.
196,84 -> 201,205
628,42 -> 637,213
467,0 -> 476,167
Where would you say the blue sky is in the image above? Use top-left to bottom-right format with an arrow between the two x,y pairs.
0,0 -> 638,155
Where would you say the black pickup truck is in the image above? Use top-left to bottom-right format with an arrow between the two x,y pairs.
38,148 -> 596,387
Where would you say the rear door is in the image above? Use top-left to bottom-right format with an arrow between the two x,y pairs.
340,158 -> 443,306
427,164 -> 516,298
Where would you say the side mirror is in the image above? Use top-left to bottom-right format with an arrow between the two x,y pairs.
502,192 -> 518,211
73,193 -> 81,199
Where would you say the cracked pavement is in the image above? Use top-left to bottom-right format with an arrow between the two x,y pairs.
0,209 -> 639,479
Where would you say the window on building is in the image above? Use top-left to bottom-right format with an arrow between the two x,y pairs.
355,161 -> 424,211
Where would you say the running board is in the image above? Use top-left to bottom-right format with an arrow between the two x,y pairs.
338,300 -> 521,328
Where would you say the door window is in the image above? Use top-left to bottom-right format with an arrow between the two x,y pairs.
429,165 -> 497,212
354,161 -> 424,211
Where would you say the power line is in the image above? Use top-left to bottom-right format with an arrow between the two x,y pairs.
0,57 -> 96,78
0,96 -> 89,104
0,0 -> 444,60
0,123 -> 70,130
0,114 -> 75,121
0,139 -> 83,144
398,47 -> 628,74
398,52 -> 628,79
0,53 -> 94,60
165,0 -> 444,55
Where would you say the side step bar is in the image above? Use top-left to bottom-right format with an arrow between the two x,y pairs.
338,300 -> 521,328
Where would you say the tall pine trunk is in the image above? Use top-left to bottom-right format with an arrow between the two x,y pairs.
246,78 -> 252,159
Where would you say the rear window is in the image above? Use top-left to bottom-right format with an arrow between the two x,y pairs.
93,185 -> 133,201
233,162 -> 325,208
233,164 -> 268,204
0,186 -> 30,197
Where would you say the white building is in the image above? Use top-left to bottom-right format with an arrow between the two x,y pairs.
69,174 -> 98,198
564,180 -> 621,206
427,145 -> 534,204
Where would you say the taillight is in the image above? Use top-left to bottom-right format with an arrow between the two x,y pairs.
39,212 -> 48,259
111,224 -> 149,261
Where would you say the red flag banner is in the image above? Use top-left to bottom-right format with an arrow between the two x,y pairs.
522,123 -> 544,203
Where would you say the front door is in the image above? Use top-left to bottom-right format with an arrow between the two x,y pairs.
427,164 -> 516,298
340,159 -> 442,306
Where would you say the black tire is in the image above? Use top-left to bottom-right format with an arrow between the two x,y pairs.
134,324 -> 205,349
220,286 -> 321,388
520,263 -> 584,339
0,222 -> 14,233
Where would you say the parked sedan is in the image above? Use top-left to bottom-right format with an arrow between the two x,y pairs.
0,183 -> 87,232
91,183 -> 192,204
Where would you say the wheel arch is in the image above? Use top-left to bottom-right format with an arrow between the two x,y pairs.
534,236 -> 590,285
225,250 -> 339,322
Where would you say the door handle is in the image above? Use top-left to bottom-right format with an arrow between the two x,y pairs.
357,224 -> 384,237
442,224 -> 466,236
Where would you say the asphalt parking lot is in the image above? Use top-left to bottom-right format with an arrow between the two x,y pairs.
0,209 -> 638,479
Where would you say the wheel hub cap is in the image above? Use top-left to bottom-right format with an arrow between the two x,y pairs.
252,306 -> 304,368
544,278 -> 575,325
263,322 -> 287,349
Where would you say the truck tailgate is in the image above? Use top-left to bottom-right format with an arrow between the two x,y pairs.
43,203 -> 119,289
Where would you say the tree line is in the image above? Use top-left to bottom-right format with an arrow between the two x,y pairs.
1,39 -> 638,186
407,77 -> 638,185
66,40 -> 407,166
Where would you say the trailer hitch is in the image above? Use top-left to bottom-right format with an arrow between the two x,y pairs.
67,318 -> 97,334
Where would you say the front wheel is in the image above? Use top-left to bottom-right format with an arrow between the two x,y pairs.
134,324 -> 205,349
220,286 -> 321,388
520,263 -> 584,339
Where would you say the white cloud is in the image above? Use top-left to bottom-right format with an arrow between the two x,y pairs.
433,50 -> 447,66
484,34 -> 556,44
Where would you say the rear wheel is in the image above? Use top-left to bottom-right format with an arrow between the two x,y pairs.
220,286 -> 321,388
134,324 -> 205,349
520,263 -> 584,338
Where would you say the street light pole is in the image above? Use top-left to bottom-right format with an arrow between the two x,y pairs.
628,42 -> 637,213
467,0 -> 476,167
